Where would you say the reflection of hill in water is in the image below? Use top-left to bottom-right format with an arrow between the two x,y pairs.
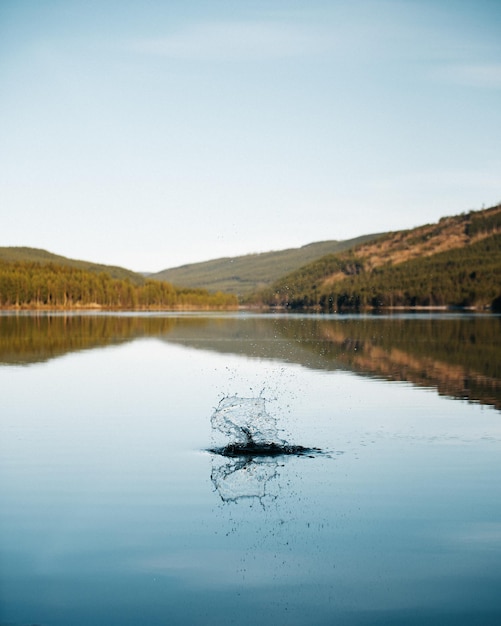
164,314 -> 501,410
0,314 -> 177,365
1,312 -> 500,410
293,316 -> 501,410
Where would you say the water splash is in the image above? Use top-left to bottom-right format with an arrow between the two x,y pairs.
209,395 -> 320,457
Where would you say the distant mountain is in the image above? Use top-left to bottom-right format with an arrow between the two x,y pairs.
256,204 -> 501,310
149,234 -> 384,296
0,247 -> 146,285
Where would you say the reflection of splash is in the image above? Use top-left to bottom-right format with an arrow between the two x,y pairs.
210,455 -> 280,505
209,396 -> 321,504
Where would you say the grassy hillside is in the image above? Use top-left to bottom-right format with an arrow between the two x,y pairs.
255,204 -> 501,310
149,234 -> 383,296
0,247 -> 146,285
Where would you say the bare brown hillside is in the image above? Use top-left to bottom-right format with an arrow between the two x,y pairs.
337,203 -> 501,274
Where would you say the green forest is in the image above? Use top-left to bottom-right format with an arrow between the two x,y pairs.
0,261 -> 238,310
255,233 -> 501,311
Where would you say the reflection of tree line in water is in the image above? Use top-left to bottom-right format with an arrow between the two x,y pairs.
1,313 -> 500,409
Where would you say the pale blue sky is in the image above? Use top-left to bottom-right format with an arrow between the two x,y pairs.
1,0 -> 500,271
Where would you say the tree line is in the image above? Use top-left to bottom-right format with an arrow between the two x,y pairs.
0,261 -> 238,309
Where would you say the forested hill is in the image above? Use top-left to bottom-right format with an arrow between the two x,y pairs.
149,234 -> 383,296
0,247 -> 146,285
253,204 -> 501,310
0,259 -> 238,310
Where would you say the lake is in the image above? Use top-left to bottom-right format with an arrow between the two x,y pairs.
1,311 -> 501,625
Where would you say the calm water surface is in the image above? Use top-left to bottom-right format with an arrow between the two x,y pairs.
1,312 -> 501,625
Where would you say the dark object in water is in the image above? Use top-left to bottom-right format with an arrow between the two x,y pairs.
210,442 -> 322,458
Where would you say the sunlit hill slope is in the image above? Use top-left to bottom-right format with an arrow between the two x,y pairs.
253,203 -> 501,310
0,247 -> 146,285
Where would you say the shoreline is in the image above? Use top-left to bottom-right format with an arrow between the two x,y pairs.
0,304 -> 495,313
0,304 -> 239,312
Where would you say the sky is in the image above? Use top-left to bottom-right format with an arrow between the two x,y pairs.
1,0 -> 500,272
